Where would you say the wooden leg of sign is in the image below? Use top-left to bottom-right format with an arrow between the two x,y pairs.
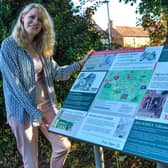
93,145 -> 105,168
157,162 -> 168,168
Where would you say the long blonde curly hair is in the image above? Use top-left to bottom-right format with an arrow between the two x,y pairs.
11,3 -> 55,57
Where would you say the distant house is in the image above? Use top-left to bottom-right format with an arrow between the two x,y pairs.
111,25 -> 150,48
91,8 -> 150,48
102,21 -> 150,48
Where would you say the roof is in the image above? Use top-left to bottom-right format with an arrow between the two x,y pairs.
113,26 -> 149,37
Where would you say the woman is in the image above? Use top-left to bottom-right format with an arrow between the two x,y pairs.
0,3 -> 92,168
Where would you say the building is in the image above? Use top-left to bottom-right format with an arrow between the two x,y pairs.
100,21 -> 150,48
111,24 -> 150,48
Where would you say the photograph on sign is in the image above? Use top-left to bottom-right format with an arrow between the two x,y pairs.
137,90 -> 168,119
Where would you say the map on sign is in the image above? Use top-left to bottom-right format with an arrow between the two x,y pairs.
98,70 -> 153,103
49,46 -> 168,164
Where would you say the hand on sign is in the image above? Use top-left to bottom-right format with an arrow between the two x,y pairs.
79,49 -> 94,67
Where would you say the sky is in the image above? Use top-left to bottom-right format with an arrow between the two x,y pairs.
94,0 -> 141,30
73,0 -> 141,30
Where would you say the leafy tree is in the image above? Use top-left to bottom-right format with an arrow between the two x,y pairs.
136,0 -> 168,45
119,0 -> 168,45
119,0 -> 137,5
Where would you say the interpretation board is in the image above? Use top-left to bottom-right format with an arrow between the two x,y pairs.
49,46 -> 168,163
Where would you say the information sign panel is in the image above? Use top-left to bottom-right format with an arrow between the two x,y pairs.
49,46 -> 168,163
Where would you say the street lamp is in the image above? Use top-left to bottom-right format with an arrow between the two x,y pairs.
103,0 -> 112,44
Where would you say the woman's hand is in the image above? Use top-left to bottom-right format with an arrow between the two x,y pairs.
79,49 -> 94,67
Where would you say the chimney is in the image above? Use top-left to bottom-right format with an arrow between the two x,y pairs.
110,20 -> 116,29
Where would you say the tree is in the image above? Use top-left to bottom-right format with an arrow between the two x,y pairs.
137,0 -> 168,45
119,0 -> 168,45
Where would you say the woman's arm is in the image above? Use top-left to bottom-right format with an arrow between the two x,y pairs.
49,50 -> 94,81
